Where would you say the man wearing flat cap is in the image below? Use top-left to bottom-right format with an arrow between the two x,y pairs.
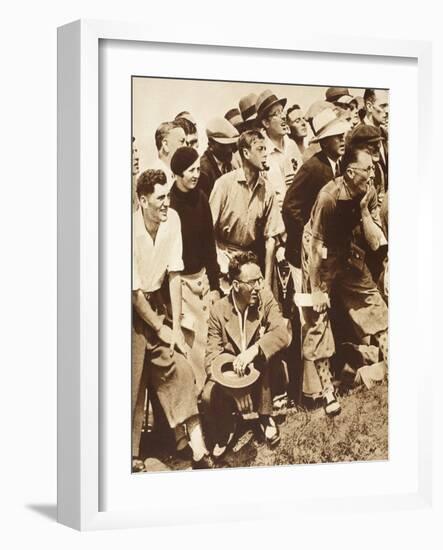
300,148 -> 388,416
197,117 -> 239,197
200,251 -> 291,457
256,89 -> 303,210
346,124 -> 389,283
326,87 -> 360,130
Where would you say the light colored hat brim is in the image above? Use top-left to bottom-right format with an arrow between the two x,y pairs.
208,135 -> 239,144
336,95 -> 354,104
310,119 -> 351,143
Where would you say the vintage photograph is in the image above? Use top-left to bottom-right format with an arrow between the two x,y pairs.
131,77 -> 389,473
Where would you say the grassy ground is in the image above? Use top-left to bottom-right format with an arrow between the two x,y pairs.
138,382 -> 388,472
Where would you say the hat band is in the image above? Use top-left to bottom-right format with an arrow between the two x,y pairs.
257,95 -> 281,118
241,105 -> 256,121
314,117 -> 344,139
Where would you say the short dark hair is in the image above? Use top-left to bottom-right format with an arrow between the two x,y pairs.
136,169 -> 167,199
175,116 -> 197,136
286,104 -> 301,118
363,89 -> 376,104
228,251 -> 259,283
237,130 -> 264,159
154,121 -> 180,151
340,147 -> 368,172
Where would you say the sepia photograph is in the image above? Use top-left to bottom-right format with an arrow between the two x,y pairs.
131,76 -> 389,473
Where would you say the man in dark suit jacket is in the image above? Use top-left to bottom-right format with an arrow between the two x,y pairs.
282,108 -> 350,270
198,117 -> 239,197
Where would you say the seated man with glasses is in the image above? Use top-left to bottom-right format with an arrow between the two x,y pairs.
300,148 -> 388,416
199,251 -> 291,459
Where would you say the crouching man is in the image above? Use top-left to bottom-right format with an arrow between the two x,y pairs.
301,149 -> 388,417
200,252 -> 291,459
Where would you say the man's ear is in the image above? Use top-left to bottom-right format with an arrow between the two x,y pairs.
232,280 -> 239,292
365,100 -> 373,114
139,194 -> 148,208
242,147 -> 250,160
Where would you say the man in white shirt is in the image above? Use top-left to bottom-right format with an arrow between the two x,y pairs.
132,168 -> 215,470
256,89 -> 303,210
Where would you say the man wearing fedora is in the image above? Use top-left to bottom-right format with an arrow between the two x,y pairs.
132,168 -> 216,470
256,89 -> 303,211
300,148 -> 388,416
197,116 -> 239,197
200,251 -> 291,456
209,129 -> 285,290
282,108 -> 350,272
152,121 -> 187,189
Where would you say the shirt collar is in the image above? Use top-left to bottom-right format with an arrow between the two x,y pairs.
235,166 -> 266,188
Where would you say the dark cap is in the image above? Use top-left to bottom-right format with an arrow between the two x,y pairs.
170,146 -> 199,176
348,124 -> 384,146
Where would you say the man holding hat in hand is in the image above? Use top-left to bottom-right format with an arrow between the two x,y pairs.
198,117 -> 239,197
200,251 -> 291,457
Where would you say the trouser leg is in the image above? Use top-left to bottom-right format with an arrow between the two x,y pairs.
374,329 -> 388,363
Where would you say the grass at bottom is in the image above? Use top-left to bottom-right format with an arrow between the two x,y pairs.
241,382 -> 389,468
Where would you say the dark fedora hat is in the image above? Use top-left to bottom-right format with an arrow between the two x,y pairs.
239,93 -> 258,121
256,89 -> 287,120
211,353 -> 260,389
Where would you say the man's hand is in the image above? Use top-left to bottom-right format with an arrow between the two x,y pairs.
311,290 -> 330,313
170,326 -> 188,357
232,345 -> 259,377
157,325 -> 188,357
209,290 -> 221,306
360,182 -> 373,212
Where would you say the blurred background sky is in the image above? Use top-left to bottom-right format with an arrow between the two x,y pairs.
133,77 -> 367,171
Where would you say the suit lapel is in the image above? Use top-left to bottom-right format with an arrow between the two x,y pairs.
245,307 -> 261,350
223,301 -> 243,353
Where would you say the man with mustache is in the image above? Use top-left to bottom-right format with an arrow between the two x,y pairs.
209,129 -> 285,290
300,149 -> 388,416
132,169 -> 215,470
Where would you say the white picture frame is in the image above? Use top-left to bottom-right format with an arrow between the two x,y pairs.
57,19 -> 433,531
